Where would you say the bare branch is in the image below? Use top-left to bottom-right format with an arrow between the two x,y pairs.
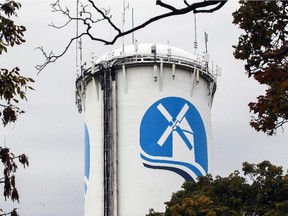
194,1 -> 228,13
88,0 -> 121,34
49,19 -> 72,29
156,0 -> 177,11
106,1 -> 227,45
37,0 -> 227,73
0,209 -> 18,216
35,34 -> 79,73
184,0 -> 190,7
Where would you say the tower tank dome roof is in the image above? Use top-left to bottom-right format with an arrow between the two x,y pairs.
96,43 -> 197,64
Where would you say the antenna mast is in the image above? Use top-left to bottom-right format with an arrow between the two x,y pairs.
76,0 -> 79,73
76,0 -> 83,76
122,0 -> 129,54
132,8 -> 135,44
204,30 -> 208,53
193,13 -> 198,53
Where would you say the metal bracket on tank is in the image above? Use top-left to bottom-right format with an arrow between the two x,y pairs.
96,63 -> 109,90
122,63 -> 128,94
195,57 -> 201,84
75,80 -> 86,113
195,69 -> 200,83
167,45 -> 172,62
190,68 -> 196,97
92,76 -> 100,101
151,44 -> 158,82
172,63 -> 176,80
153,64 -> 158,82
159,58 -> 163,92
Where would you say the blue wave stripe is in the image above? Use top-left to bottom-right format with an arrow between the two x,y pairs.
143,163 -> 194,181
140,154 -> 205,178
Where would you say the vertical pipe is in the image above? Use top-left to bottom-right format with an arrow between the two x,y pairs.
112,78 -> 118,216
103,68 -> 113,216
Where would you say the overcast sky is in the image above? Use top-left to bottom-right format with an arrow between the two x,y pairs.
1,1 -> 288,216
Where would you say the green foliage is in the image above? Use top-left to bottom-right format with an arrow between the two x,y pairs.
164,173 -> 250,216
232,0 -> 288,135
0,147 -> 29,202
0,0 -> 25,54
0,67 -> 34,126
147,209 -> 164,216
148,161 -> 288,216
0,1 -> 33,215
0,0 -> 34,126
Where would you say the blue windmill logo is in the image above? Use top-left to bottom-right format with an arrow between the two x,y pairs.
84,124 -> 90,195
157,103 -> 193,150
140,97 -> 208,181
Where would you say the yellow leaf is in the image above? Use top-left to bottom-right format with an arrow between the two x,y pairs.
281,79 -> 288,88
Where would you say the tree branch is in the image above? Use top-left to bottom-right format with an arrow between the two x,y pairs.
0,209 -> 18,216
194,1 -> 228,13
88,0 -> 121,34
183,0 -> 190,7
37,0 -> 227,73
156,0 -> 177,11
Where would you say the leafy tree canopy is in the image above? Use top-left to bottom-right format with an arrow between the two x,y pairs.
0,1 -> 33,215
147,161 -> 288,216
0,0 -> 25,54
0,0 -> 34,126
233,0 -> 288,135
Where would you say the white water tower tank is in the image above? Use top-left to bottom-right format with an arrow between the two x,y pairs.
76,43 -> 217,216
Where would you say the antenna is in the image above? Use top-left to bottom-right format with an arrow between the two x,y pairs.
76,0 -> 83,76
132,8 -> 135,44
204,30 -> 208,53
193,13 -> 198,53
203,31 -> 209,71
122,0 -> 129,54
76,0 -> 79,73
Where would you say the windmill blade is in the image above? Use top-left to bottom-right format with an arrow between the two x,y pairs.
157,103 -> 174,146
157,125 -> 173,146
157,103 -> 173,122
176,103 -> 189,123
156,103 -> 190,147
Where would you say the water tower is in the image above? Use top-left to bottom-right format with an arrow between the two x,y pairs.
76,43 -> 218,216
